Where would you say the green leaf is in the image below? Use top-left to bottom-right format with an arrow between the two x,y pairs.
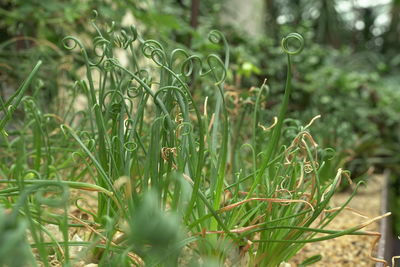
299,255 -> 322,267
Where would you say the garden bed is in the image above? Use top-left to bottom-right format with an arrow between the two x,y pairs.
2,7 -> 400,265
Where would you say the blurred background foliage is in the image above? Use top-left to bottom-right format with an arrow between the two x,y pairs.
1,0 -> 400,236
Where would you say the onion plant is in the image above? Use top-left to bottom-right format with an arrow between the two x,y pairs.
0,12 -> 392,267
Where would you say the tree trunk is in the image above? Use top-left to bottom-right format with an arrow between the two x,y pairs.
316,0 -> 342,47
191,0 -> 200,29
265,0 -> 279,39
383,0 -> 400,52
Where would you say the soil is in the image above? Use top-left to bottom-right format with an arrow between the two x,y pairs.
289,174 -> 385,267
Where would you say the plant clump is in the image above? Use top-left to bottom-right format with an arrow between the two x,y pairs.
0,12 -> 395,267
